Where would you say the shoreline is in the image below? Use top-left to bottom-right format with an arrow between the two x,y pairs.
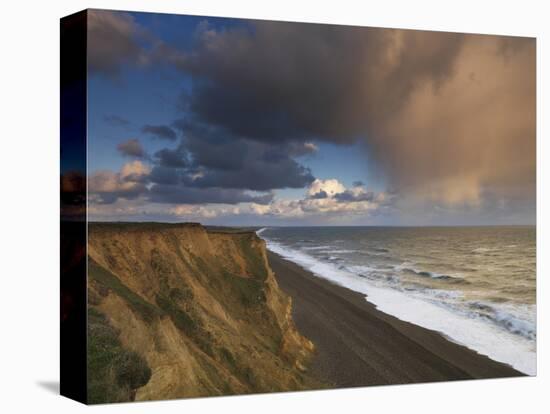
267,251 -> 523,387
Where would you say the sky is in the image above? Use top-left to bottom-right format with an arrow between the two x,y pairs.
85,9 -> 536,226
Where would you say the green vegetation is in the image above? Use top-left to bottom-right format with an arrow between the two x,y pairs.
190,254 -> 266,320
155,293 -> 214,356
222,270 -> 266,307
169,286 -> 194,302
217,347 -> 260,390
155,294 -> 198,333
150,248 -> 195,307
113,352 -> 152,391
87,308 -> 152,404
88,259 -> 160,322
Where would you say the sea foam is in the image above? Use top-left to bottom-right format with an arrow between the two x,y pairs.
264,239 -> 536,375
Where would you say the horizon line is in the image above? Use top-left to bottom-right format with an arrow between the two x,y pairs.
87,220 -> 536,228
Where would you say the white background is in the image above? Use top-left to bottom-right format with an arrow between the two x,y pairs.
0,0 -> 547,412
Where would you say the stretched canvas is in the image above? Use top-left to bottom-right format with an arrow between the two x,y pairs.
60,8 -> 536,405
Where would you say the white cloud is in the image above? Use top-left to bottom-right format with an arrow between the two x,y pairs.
250,203 -> 271,215
301,198 -> 375,214
87,168 -> 393,223
253,178 -> 392,219
307,178 -> 346,197
89,161 -> 150,193
120,160 -> 150,179
169,204 -> 244,219
169,205 -> 218,218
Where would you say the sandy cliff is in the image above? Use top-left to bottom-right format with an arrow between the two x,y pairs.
86,223 -> 317,403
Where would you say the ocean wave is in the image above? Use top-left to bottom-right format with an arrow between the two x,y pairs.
393,261 -> 413,271
263,238 -> 536,375
346,264 -> 392,276
322,255 -> 343,262
472,247 -> 500,254
493,310 -> 536,341
301,245 -> 333,251
363,247 -> 391,256
396,263 -> 468,284
467,301 -> 536,341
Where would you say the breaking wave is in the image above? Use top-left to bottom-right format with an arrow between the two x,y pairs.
262,236 -> 536,375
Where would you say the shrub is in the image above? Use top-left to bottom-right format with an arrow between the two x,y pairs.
114,351 -> 152,390
87,308 -> 152,404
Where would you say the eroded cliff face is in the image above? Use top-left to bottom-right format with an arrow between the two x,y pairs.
87,223 -> 317,403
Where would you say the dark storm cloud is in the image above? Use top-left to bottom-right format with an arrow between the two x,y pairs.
147,120 -> 315,192
154,141 -> 188,168
171,121 -> 315,191
352,181 -> 365,187
165,20 -> 534,209
148,166 -> 180,185
187,158 -> 314,191
117,138 -> 146,158
262,142 -> 317,163
142,124 -> 178,141
334,190 -> 375,202
89,14 -> 535,215
309,190 -> 328,200
87,10 -> 147,78
149,184 -> 273,205
176,121 -> 247,171
104,114 -> 131,127
91,125 -> 313,204
89,162 -> 274,205
173,21 -> 465,143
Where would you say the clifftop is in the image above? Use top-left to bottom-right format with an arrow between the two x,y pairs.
87,223 -> 318,403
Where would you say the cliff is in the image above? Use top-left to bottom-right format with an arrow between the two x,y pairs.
86,223 -> 317,403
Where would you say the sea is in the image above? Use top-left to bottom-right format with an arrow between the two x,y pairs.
257,226 -> 536,375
